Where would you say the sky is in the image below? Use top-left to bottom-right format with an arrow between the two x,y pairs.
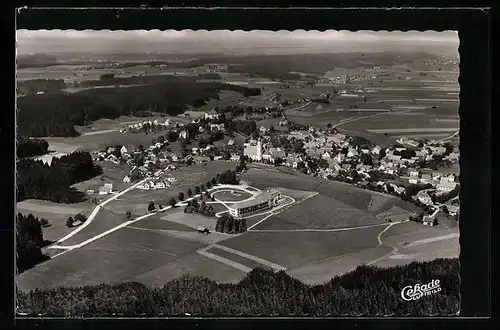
16,30 -> 459,56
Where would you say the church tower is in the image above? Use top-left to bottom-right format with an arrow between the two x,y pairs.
256,140 -> 263,161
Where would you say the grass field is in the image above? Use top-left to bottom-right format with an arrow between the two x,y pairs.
44,130 -> 169,153
212,189 -> 253,202
132,251 -> 246,286
61,208 -> 127,246
219,226 -> 383,269
17,200 -> 92,242
254,194 -> 382,230
382,221 -> 459,248
17,226 -> 206,291
242,168 -> 375,211
161,208 -> 217,232
287,245 -> 393,285
206,247 -> 273,271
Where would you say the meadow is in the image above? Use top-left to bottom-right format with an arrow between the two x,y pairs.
218,226 -> 383,270
253,194 -> 383,230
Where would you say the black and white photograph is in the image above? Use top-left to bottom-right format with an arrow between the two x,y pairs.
15,27 -> 461,317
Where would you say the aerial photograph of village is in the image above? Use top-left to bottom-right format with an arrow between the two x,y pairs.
16,29 -> 460,317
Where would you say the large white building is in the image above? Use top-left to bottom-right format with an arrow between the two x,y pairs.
228,189 -> 281,218
244,140 -> 263,161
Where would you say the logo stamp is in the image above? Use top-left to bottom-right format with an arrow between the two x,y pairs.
401,279 -> 442,301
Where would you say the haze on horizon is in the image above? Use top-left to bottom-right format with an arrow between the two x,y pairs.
16,30 -> 459,56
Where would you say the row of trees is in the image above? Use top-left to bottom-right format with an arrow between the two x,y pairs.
184,199 -> 215,217
16,258 -> 460,316
16,213 -> 50,274
215,213 -> 247,234
16,137 -> 49,158
16,151 -> 102,203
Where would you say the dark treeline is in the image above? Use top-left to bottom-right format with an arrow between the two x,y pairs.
16,258 -> 459,317
215,213 -> 247,234
17,79 -> 66,96
16,213 -> 50,274
17,137 -> 49,158
17,78 -> 261,137
16,151 -> 102,203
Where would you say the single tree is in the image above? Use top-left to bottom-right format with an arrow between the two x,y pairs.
148,201 -> 155,212
178,192 -> 185,201
187,189 -> 193,198
74,213 -> 87,223
195,186 -> 201,194
126,211 -> 132,219
169,198 -> 177,208
66,217 -> 74,228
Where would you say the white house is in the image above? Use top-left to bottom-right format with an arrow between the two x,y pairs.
205,110 -> 219,120
228,140 -> 235,146
87,189 -> 95,195
347,148 -> 359,158
155,181 -> 166,189
322,151 -> 332,159
230,154 -> 241,162
99,186 -> 109,195
104,183 -> 113,193
140,182 -> 151,190
122,175 -> 131,183
437,178 -> 458,192
179,130 -> 188,139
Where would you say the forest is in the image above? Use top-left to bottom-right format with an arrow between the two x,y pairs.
16,151 -> 102,203
17,137 -> 49,158
17,77 -> 261,137
16,213 -> 50,274
16,258 -> 459,316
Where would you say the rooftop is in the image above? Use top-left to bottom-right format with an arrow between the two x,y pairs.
230,190 -> 279,210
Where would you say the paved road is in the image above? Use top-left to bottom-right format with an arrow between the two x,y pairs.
53,177 -> 151,245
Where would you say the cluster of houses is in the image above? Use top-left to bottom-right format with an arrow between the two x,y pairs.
136,176 -> 178,190
243,123 -> 459,208
119,118 -> 175,134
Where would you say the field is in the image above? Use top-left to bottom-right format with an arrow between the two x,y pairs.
242,167 -> 388,211
219,226 -> 382,270
44,130 -> 169,153
212,189 -> 253,202
16,199 -> 93,242
16,227 -> 207,291
253,194 -> 383,230
61,208 -> 127,246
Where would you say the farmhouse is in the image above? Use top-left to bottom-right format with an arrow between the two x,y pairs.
122,175 -> 131,183
228,189 -> 281,218
422,215 -> 437,226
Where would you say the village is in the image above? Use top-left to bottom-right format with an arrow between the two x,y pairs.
90,107 -> 460,226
